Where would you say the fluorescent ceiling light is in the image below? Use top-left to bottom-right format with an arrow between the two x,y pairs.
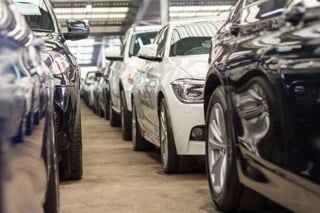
170,5 -> 231,12
170,12 -> 228,18
54,7 -> 129,14
57,13 -> 126,19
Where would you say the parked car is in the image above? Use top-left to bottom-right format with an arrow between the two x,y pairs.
82,71 -> 99,107
13,0 -> 89,180
0,1 -> 59,212
94,61 -> 114,119
204,0 -> 320,212
106,25 -> 161,140
131,19 -> 222,173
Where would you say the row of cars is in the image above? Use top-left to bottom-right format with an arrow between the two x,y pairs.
0,0 -> 89,212
85,0 -> 320,212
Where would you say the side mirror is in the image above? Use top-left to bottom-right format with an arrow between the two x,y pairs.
226,23 -> 240,36
138,44 -> 162,62
95,71 -> 103,78
105,48 -> 123,61
63,20 -> 89,41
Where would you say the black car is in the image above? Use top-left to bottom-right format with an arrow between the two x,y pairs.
0,1 -> 59,212
204,0 -> 320,212
13,0 -> 89,180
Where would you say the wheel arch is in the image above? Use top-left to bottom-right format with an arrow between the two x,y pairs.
204,72 -> 221,118
157,91 -> 165,115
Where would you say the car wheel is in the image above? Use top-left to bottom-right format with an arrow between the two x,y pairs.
132,101 -> 153,151
59,99 -> 83,180
25,110 -> 34,136
99,106 -> 104,118
44,111 -> 60,212
120,91 -> 132,140
33,109 -> 41,125
206,86 -> 266,211
105,93 -> 110,120
159,98 -> 179,173
109,95 -> 121,127
12,117 -> 25,144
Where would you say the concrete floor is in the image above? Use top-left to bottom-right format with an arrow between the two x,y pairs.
60,102 -> 289,213
60,102 -> 217,213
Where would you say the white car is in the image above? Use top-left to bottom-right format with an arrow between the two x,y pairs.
131,18 -> 223,173
106,25 -> 161,140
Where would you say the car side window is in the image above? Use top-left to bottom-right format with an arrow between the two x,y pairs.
154,27 -> 168,58
242,0 -> 288,24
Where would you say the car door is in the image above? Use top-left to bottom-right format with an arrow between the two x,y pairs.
138,27 -> 169,144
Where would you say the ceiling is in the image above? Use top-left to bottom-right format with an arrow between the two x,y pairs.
52,0 -> 236,35
52,0 -> 237,67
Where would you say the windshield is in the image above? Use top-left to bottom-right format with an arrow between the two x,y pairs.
170,21 -> 222,56
13,0 -> 54,32
129,31 -> 157,57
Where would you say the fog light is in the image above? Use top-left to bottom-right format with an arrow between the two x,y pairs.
293,85 -> 305,94
190,126 -> 205,141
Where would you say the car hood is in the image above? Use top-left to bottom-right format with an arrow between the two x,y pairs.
168,54 -> 209,79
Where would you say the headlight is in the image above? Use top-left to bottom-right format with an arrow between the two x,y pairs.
171,79 -> 205,103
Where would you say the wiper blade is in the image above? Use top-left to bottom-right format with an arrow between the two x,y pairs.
31,28 -> 53,33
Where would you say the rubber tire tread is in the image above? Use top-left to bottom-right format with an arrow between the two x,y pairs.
59,100 -> 83,180
132,102 -> 153,151
109,95 -> 121,127
159,99 -> 180,174
121,91 -> 132,140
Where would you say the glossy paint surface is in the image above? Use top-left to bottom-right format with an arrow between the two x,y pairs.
205,0 -> 320,211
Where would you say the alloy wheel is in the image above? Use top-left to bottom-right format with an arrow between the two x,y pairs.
159,104 -> 169,169
208,103 -> 227,194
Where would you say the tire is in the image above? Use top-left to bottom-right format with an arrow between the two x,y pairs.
33,109 -> 41,125
12,118 -> 25,144
104,92 -> 110,120
120,91 -> 132,140
25,110 -> 33,136
159,98 -> 179,174
98,106 -> 104,118
109,95 -> 121,127
59,100 -> 83,180
44,110 -> 60,213
132,101 -> 153,151
206,86 -> 266,211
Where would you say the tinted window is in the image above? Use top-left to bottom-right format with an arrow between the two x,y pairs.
13,0 -> 54,31
129,32 -> 157,57
169,22 -> 221,56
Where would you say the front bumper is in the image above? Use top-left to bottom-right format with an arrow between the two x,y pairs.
166,90 -> 205,155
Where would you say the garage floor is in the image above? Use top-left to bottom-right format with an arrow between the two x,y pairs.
60,102 -> 290,213
60,102 -> 215,213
